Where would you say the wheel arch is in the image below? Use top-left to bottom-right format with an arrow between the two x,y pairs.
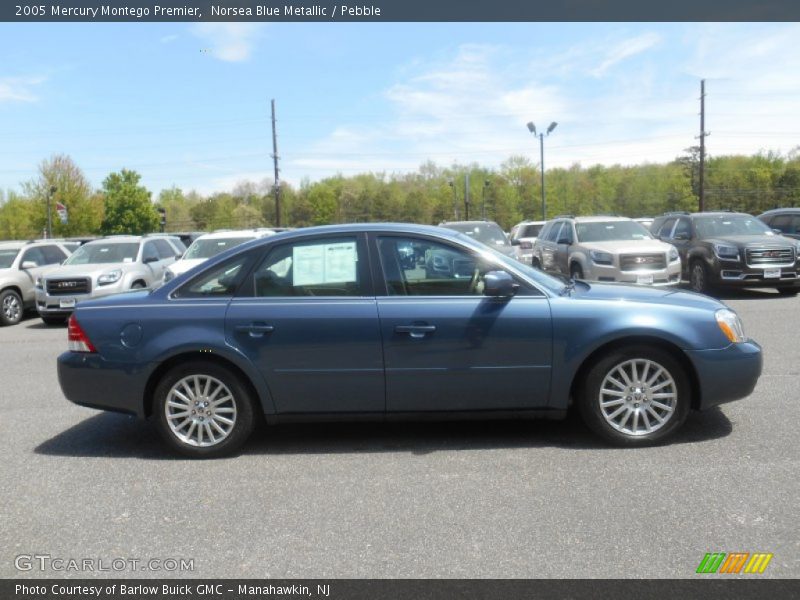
143,351 -> 264,419
568,335 -> 702,410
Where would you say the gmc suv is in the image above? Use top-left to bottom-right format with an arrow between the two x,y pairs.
35,236 -> 178,324
651,211 -> 800,295
531,216 -> 681,286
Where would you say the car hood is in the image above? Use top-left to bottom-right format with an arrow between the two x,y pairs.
579,240 -> 672,254
704,235 -> 795,248
168,258 -> 206,276
571,281 -> 724,311
42,263 -> 135,279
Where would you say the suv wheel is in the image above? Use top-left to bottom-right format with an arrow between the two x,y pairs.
0,289 -> 23,326
570,263 -> 583,280
579,345 -> 690,446
689,260 -> 711,294
153,362 -> 257,458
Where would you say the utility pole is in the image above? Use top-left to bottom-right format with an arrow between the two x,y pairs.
270,99 -> 282,227
698,79 -> 708,212
46,186 -> 56,239
464,172 -> 470,220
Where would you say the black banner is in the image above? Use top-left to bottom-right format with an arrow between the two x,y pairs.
4,579 -> 800,600
2,0 -> 800,22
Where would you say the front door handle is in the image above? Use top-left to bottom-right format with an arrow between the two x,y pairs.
395,324 -> 436,339
235,323 -> 275,338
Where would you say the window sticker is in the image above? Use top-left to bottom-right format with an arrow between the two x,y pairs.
293,242 -> 356,286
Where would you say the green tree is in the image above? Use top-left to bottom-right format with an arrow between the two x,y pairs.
100,169 -> 159,235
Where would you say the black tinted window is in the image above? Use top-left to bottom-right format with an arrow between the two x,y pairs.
40,245 -> 67,265
153,239 -> 175,259
20,247 -> 46,266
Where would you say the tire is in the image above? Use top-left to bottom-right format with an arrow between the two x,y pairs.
0,289 -> 23,326
153,361 -> 257,458
531,257 -> 541,269
570,263 -> 584,280
578,345 -> 691,446
776,286 -> 799,296
689,260 -> 712,294
131,281 -> 147,290
41,316 -> 67,326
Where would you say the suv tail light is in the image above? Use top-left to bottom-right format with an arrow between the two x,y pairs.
67,315 -> 97,353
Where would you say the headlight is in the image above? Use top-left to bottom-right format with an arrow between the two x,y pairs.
716,308 -> 746,343
163,269 -> 175,283
35,277 -> 43,289
712,243 -> 740,261
669,247 -> 679,262
590,250 -> 613,265
97,269 -> 122,285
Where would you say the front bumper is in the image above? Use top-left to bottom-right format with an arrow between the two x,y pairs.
585,260 -> 682,287
36,282 -> 129,316
712,257 -> 800,288
687,340 -> 763,410
58,351 -> 152,418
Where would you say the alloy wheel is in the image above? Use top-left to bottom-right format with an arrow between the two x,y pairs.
2,293 -> 21,323
164,374 -> 238,447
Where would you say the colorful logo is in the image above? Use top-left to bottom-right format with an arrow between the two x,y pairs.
696,552 -> 773,574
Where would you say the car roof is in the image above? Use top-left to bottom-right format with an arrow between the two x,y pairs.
571,216 -> 632,223
195,229 -> 269,241
759,207 -> 800,215
86,236 -> 143,244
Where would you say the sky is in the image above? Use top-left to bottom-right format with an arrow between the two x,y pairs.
1,22 -> 800,196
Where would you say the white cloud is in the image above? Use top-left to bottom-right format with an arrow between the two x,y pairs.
591,32 -> 662,78
190,23 -> 264,62
0,75 -> 46,103
160,34 -> 179,44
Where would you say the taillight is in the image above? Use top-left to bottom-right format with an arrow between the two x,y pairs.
67,314 -> 97,353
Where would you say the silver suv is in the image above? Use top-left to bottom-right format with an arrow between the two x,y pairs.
0,240 -> 72,326
35,236 -> 177,324
532,216 -> 681,286
509,220 -> 546,265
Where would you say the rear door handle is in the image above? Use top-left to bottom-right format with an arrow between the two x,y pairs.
235,323 -> 275,338
395,324 -> 436,339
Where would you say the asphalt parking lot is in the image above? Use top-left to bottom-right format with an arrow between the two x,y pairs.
1,288 -> 798,579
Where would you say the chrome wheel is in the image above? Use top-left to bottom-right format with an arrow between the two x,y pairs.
2,293 -> 21,323
598,358 -> 677,436
691,263 -> 706,293
165,374 -> 237,447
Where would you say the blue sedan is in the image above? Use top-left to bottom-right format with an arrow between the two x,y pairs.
57,223 -> 762,457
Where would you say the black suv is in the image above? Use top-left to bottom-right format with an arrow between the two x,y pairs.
651,211 -> 800,295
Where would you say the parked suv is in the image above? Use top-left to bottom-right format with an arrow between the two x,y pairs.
35,236 -> 178,324
757,208 -> 800,240
0,240 -> 72,326
509,220 -> 546,265
439,220 -> 517,258
651,211 -> 800,295
532,216 -> 681,286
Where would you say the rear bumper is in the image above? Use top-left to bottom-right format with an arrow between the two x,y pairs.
57,351 -> 151,418
687,341 -> 763,409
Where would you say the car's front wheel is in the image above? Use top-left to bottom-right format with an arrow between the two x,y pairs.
570,263 -> 584,280
689,260 -> 712,294
579,346 -> 691,446
153,362 -> 257,458
0,289 -> 23,326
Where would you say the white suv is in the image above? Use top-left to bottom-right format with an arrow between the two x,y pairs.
0,240 -> 72,326
35,236 -> 177,324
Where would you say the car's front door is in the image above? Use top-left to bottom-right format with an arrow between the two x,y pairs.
225,233 -> 384,414
372,234 -> 553,413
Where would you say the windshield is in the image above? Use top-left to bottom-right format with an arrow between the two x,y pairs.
64,242 -> 140,265
519,224 -> 543,238
0,248 -> 20,269
445,223 -> 510,247
183,237 -> 255,260
694,215 -> 772,238
575,221 -> 653,242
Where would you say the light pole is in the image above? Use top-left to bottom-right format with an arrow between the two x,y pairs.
448,179 -> 459,220
481,179 -> 490,220
526,121 -> 557,221
46,185 -> 56,239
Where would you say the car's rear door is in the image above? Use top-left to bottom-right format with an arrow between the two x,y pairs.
371,233 -> 553,413
225,233 -> 385,414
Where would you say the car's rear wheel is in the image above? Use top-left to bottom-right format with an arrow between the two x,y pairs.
153,362 -> 256,458
579,346 -> 690,446
0,289 -> 23,326
689,260 -> 712,294
41,316 -> 67,326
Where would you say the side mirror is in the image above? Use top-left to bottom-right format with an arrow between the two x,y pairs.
557,237 -> 572,245
21,261 -> 38,270
772,228 -> 782,235
143,255 -> 158,264
510,239 -> 521,246
674,233 -> 690,241
484,270 -> 519,297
